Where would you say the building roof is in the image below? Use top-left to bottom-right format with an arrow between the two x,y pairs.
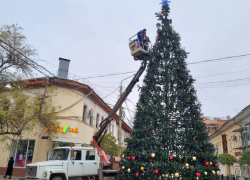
209,104 -> 250,139
23,77 -> 133,133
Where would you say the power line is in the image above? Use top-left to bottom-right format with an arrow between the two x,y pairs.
0,39 -> 56,77
102,86 -> 120,99
188,53 -> 250,65
196,77 -> 250,85
125,100 -> 134,124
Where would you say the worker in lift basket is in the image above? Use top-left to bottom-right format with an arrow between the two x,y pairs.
137,29 -> 149,51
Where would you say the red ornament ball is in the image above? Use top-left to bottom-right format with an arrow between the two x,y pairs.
154,169 -> 159,175
160,14 -> 163,17
128,156 -> 131,160
196,172 -> 201,178
119,158 -> 122,162
117,168 -> 121,173
215,163 -> 219,168
205,162 -> 209,166
169,155 -> 174,160
132,156 -> 136,161
135,173 -> 139,177
157,36 -> 160,39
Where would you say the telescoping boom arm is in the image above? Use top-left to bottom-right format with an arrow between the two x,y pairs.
93,60 -> 147,163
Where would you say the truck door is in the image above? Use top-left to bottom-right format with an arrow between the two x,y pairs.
67,150 -> 84,176
83,150 -> 98,175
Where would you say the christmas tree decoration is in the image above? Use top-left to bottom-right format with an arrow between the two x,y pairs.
192,156 -> 197,161
204,171 -> 208,176
196,172 -> 201,178
135,173 -> 139,177
117,168 -> 121,173
122,154 -> 125,158
117,1 -> 220,179
127,168 -> 131,173
175,173 -> 180,178
215,163 -> 219,168
205,162 -> 209,166
154,170 -> 159,175
122,166 -> 125,170
119,158 -> 122,162
160,0 -> 171,6
210,162 -> 213,165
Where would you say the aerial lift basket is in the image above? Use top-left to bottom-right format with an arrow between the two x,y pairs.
129,34 -> 151,60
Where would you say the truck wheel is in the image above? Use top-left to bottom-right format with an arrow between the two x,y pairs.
52,176 -> 63,180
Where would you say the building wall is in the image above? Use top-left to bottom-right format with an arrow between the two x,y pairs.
210,123 -> 242,176
0,84 -> 132,176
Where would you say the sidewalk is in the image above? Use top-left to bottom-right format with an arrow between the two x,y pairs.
0,177 -> 23,180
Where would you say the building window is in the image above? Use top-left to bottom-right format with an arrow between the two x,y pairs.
210,126 -> 216,130
96,113 -> 100,128
83,105 -> 87,122
108,123 -> 111,133
239,135 -> 242,147
89,110 -> 94,126
229,140 -> 232,151
9,140 -> 36,167
112,125 -> 114,136
86,150 -> 95,160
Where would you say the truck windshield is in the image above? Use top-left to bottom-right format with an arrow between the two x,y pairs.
49,149 -> 69,160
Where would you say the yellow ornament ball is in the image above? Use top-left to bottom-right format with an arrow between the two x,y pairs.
175,173 -> 180,178
165,174 -> 169,178
204,171 -> 208,176
122,166 -> 125,170
122,154 -> 125,158
140,166 -> 144,171
192,156 -> 197,161
127,168 -> 131,173
151,153 -> 156,158
210,162 -> 213,165
212,170 -> 216,175
185,163 -> 189,168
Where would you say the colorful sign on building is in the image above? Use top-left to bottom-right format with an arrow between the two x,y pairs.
46,126 -> 79,133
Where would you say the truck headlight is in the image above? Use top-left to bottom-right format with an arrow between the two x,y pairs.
43,172 -> 47,177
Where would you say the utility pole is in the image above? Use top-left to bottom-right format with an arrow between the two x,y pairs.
118,84 -> 123,156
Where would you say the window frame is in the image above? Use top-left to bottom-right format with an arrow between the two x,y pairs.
10,140 -> 36,167
85,150 -> 95,161
73,150 -> 82,161
83,105 -> 88,122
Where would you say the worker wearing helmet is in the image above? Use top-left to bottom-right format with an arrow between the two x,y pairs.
137,29 -> 147,50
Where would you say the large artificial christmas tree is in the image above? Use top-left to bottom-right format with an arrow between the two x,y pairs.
117,1 -> 220,180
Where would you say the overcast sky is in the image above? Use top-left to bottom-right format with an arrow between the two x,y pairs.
1,0 -> 250,121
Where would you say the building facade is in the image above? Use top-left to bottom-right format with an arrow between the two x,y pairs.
203,116 -> 229,135
209,105 -> 250,179
0,77 -> 132,176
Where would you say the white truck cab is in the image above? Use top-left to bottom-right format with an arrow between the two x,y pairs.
24,147 -> 98,180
